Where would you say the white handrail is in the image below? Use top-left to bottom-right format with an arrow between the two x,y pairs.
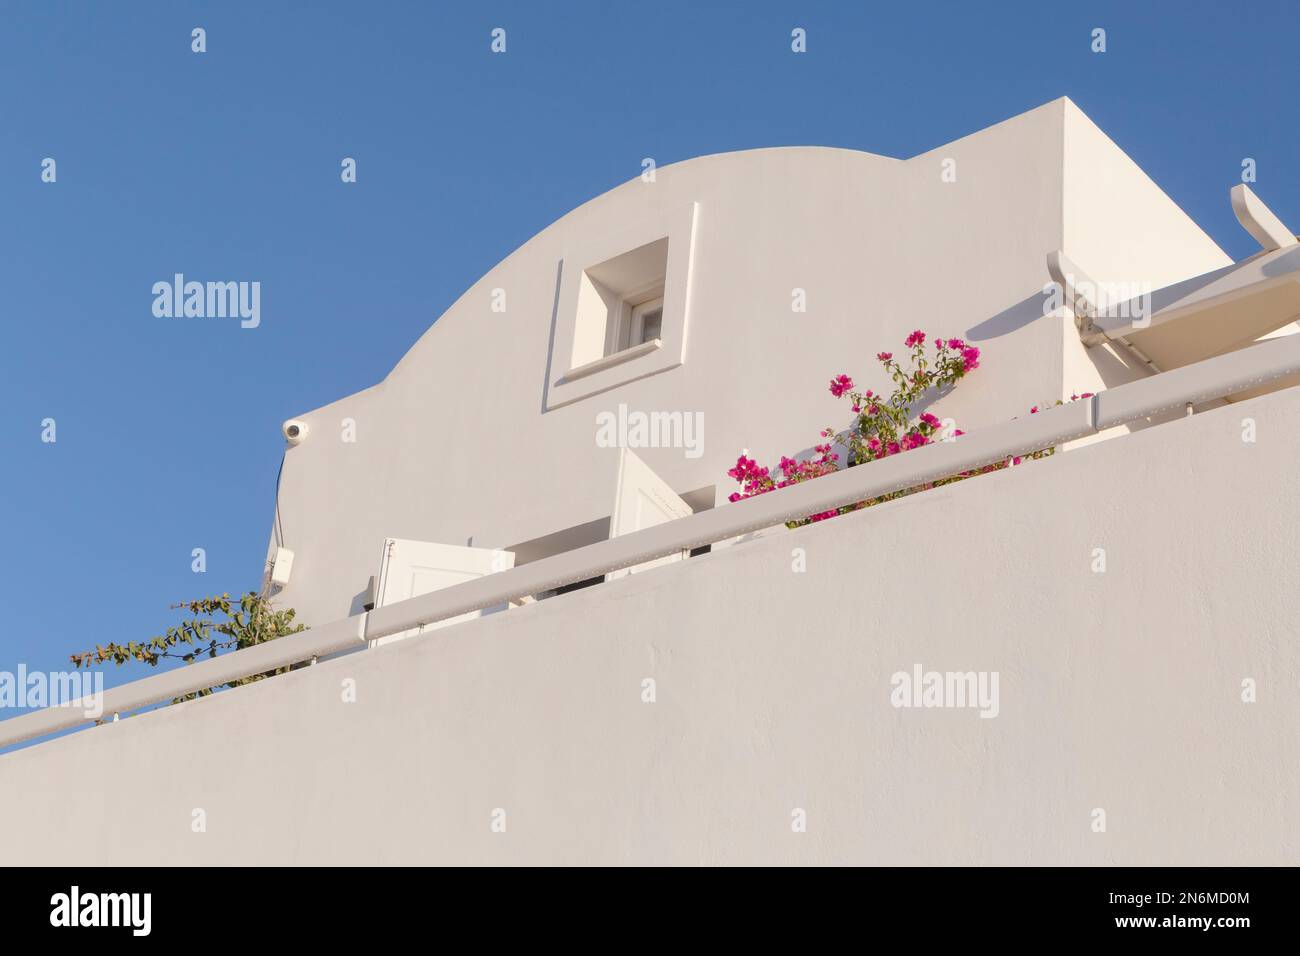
4,332 -> 1300,749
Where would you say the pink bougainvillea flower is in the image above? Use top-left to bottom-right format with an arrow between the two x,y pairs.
727,329 -> 1004,523
726,454 -> 755,481
727,454 -> 772,485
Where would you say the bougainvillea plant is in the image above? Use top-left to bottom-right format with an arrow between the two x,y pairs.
727,329 -> 1091,526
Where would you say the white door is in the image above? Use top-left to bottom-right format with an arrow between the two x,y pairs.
371,538 -> 515,647
607,449 -> 693,580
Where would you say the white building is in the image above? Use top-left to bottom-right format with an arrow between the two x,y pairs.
3,97 -> 1299,865
262,97 -> 1298,630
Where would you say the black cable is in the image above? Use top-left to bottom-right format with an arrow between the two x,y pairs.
273,450 -> 286,547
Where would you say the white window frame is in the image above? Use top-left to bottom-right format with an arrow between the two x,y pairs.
604,284 -> 664,356
627,294 -> 665,350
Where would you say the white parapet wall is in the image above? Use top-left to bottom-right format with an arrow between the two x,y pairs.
2,385 -> 1297,865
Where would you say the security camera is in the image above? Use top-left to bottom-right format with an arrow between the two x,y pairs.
283,419 -> 309,445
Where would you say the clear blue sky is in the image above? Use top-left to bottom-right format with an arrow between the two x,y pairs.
2,0 -> 1296,705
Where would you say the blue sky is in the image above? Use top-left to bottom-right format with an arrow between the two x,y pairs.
2,0 -> 1296,709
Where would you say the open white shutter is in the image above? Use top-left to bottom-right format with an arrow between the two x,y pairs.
607,448 -> 692,579
371,538 -> 515,647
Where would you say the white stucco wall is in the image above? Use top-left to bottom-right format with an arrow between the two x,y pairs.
1058,100 -> 1233,408
1061,100 -> 1231,293
268,98 -> 1233,630
4,385 -> 1297,865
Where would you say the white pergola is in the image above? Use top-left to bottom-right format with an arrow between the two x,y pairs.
1052,185 -> 1300,400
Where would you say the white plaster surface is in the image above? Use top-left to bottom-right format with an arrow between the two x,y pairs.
3,386 -> 1296,865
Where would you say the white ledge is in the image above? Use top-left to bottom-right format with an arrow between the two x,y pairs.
561,338 -> 661,383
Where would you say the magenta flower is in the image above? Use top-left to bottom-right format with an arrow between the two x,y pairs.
727,454 -> 769,484
725,328 -> 990,525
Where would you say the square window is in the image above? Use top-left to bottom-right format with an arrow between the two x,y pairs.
571,240 -> 667,368
545,202 -> 698,410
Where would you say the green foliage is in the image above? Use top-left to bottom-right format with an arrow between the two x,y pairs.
69,592 -> 306,703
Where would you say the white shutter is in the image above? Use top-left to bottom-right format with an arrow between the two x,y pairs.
371,538 -> 515,647
607,448 -> 693,579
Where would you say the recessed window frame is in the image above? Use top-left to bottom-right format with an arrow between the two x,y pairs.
545,201 -> 698,410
